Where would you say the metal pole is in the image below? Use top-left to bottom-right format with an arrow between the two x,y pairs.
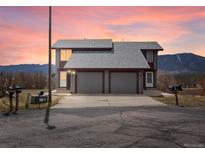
48,6 -> 52,104
44,6 -> 55,129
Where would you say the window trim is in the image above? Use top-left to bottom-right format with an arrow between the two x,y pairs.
59,71 -> 67,88
146,51 -> 153,62
145,72 -> 154,87
60,49 -> 72,61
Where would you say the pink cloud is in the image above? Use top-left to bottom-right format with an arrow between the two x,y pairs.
106,7 -> 205,26
0,6 -> 205,65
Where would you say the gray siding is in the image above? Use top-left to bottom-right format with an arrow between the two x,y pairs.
138,71 -> 144,93
104,70 -> 109,93
56,49 -> 60,68
55,49 -> 60,88
153,71 -> 157,88
70,74 -> 76,93
154,51 -> 158,69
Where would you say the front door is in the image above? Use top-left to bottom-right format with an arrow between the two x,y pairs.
146,72 -> 153,87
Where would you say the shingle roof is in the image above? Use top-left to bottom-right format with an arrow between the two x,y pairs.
123,41 -> 163,51
63,42 -> 164,69
52,39 -> 112,49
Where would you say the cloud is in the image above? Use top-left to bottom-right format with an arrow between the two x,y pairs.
0,6 -> 205,65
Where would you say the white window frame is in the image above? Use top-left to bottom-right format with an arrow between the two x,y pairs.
60,71 -> 67,88
146,51 -> 153,62
146,72 -> 154,87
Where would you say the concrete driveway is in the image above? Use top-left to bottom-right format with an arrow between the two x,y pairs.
53,95 -> 165,109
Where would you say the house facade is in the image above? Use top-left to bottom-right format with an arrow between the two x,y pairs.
52,39 -> 163,94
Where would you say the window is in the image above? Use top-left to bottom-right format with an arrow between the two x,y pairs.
146,51 -> 153,62
60,71 -> 67,87
60,49 -> 72,61
146,72 -> 153,87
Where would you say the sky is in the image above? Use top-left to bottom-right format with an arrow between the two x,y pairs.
0,6 -> 205,65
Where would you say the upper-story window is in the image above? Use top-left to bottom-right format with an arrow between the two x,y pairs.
60,49 -> 72,61
146,51 -> 153,62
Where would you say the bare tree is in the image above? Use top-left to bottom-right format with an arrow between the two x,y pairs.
157,71 -> 176,92
198,77 -> 205,89
0,72 -> 51,90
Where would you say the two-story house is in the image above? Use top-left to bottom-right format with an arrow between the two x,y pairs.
52,39 -> 163,94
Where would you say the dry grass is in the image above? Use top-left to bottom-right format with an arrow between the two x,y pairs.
153,94 -> 205,107
181,88 -> 205,96
0,89 -> 63,112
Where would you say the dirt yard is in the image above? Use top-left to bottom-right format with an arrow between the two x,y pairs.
0,89 -> 62,112
153,94 -> 205,107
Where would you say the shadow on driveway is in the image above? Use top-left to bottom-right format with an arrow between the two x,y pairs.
51,105 -> 205,118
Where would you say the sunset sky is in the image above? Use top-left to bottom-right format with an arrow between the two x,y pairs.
0,6 -> 205,65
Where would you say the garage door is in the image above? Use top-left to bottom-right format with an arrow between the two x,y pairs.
110,72 -> 137,93
77,72 -> 103,93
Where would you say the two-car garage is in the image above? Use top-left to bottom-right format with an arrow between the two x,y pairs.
76,71 -> 138,94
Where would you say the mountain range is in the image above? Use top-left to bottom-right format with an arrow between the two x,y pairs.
158,53 -> 205,73
0,53 -> 204,74
0,64 -> 56,74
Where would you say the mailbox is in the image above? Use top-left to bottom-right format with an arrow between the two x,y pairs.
5,86 -> 16,115
31,91 -> 47,109
38,91 -> 44,96
176,85 -> 182,91
15,86 -> 22,93
168,84 -> 182,106
168,85 -> 182,93
8,86 -> 16,94
14,86 -> 22,114
4,86 -> 22,115
31,95 -> 47,104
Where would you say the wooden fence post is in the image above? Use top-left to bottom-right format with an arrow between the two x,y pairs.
25,93 -> 31,109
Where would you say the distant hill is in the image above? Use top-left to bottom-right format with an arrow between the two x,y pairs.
0,53 -> 204,74
0,64 -> 56,74
158,53 -> 205,73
